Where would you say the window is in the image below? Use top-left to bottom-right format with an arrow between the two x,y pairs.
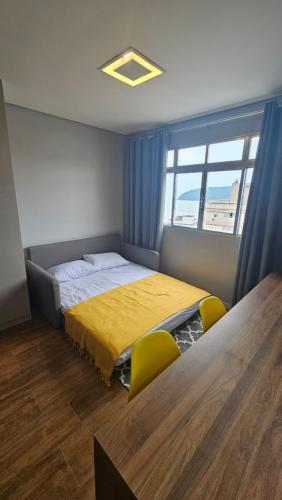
164,135 -> 259,235
249,136 -> 259,159
238,168 -> 254,233
174,172 -> 202,228
178,145 -> 206,166
208,139 -> 244,163
163,173 -> 174,224
166,150 -> 175,168
203,170 -> 241,233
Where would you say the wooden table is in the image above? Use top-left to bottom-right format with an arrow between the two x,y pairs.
94,273 -> 282,500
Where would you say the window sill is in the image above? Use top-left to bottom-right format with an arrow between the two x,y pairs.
163,224 -> 242,238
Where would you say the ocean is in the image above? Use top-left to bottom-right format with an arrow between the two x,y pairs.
175,200 -> 200,218
164,200 -> 200,226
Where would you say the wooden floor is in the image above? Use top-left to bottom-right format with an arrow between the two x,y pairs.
0,311 -> 127,499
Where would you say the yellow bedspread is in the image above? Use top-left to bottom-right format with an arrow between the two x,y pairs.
65,273 -> 208,382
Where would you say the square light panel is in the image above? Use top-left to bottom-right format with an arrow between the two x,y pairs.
99,48 -> 165,87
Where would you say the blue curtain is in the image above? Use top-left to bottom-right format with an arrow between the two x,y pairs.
233,101 -> 282,303
123,129 -> 168,250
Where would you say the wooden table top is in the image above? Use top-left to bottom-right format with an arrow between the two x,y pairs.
94,273 -> 282,500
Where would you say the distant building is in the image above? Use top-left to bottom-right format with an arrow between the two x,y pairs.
174,213 -> 197,226
203,180 -> 250,233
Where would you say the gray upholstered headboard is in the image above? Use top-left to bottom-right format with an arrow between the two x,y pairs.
26,233 -> 121,269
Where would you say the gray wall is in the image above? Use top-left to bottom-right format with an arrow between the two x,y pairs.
161,226 -> 240,305
6,105 -> 124,247
0,83 -> 30,329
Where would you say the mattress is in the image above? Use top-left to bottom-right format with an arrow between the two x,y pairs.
59,263 -> 201,365
59,263 -> 156,311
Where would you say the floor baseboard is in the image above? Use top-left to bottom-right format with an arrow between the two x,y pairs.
0,314 -> 31,332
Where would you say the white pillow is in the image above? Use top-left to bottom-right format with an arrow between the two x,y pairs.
47,260 -> 95,283
83,252 -> 129,271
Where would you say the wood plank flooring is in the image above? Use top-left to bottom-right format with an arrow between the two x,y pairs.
0,311 -> 127,499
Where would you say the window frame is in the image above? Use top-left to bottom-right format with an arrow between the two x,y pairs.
165,134 -> 258,236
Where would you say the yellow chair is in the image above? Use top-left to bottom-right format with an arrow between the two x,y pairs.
199,295 -> 227,333
128,330 -> 181,402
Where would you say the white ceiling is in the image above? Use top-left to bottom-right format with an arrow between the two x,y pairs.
0,0 -> 282,134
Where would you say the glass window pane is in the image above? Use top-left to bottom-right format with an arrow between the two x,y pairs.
238,168 -> 253,234
178,145 -> 206,166
208,139 -> 244,163
249,136 -> 259,159
163,173 -> 174,225
174,173 -> 202,228
203,170 -> 242,233
166,150 -> 174,167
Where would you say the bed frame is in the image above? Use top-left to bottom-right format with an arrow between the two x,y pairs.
25,233 -> 160,328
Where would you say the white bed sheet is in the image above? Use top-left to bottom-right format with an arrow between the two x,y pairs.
59,263 -> 200,366
59,263 -> 156,312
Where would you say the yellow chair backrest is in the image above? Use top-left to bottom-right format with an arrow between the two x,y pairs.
128,330 -> 181,402
199,296 -> 227,333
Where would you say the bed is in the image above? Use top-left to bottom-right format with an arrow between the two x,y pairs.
26,234 -> 209,384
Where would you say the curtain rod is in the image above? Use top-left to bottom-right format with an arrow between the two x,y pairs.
129,108 -> 264,140
128,96 -> 282,139
169,109 -> 264,134
169,98 -> 282,134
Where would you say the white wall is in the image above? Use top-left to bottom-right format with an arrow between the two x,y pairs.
6,105 -> 124,247
161,226 -> 240,305
0,84 -> 30,329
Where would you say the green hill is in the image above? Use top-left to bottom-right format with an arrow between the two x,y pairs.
178,186 -> 231,201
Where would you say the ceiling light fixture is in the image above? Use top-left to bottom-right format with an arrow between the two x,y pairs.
99,47 -> 165,87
